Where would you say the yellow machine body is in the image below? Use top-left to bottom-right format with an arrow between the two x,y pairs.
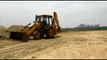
10,12 -> 61,41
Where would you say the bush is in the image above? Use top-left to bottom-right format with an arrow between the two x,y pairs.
0,25 -> 8,39
0,25 -> 6,31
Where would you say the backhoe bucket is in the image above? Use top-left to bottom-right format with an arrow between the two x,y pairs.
10,32 -> 29,42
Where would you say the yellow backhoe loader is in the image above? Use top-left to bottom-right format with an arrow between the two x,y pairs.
10,12 -> 61,41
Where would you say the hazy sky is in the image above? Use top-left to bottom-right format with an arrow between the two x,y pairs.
0,1 -> 107,28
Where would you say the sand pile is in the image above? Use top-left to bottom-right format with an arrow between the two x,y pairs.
0,25 -> 24,39
8,25 -> 24,32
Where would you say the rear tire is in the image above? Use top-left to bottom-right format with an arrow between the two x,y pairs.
46,28 -> 55,38
33,31 -> 41,39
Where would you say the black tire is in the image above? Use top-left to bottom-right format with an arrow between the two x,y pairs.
41,34 -> 44,38
33,31 -> 41,39
46,28 -> 55,38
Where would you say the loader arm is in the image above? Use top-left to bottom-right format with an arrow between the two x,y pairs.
24,22 -> 41,36
21,23 -> 31,33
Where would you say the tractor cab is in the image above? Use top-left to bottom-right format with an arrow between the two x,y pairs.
35,15 -> 53,27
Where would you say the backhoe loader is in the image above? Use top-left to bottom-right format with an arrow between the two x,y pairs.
10,12 -> 60,41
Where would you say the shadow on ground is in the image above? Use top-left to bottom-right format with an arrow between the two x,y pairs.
10,35 -> 62,42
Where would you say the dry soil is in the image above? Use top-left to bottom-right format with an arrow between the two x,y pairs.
0,30 -> 107,59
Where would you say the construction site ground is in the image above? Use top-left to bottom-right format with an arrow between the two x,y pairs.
0,30 -> 107,59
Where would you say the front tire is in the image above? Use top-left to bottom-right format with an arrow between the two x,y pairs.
33,31 -> 41,39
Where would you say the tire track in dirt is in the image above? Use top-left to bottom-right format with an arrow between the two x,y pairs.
0,36 -> 66,59
0,39 -> 21,49
0,40 -> 49,58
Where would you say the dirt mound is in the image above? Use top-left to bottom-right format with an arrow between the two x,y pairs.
0,25 -> 25,39
8,25 -> 24,32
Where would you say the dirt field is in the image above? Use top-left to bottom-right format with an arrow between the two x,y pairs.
0,30 -> 107,59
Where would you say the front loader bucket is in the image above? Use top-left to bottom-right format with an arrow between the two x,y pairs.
10,32 -> 29,42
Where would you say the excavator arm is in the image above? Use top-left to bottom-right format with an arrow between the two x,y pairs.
53,12 -> 61,33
